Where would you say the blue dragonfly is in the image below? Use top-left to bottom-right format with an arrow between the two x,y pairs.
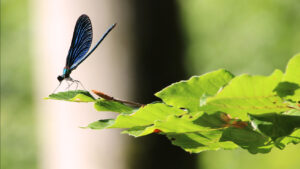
54,14 -> 116,92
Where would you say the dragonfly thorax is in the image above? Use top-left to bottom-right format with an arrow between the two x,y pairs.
57,68 -> 71,82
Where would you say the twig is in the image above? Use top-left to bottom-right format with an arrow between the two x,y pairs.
92,90 -> 144,107
287,105 -> 300,111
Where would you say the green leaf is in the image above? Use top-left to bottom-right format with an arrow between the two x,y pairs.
155,69 -> 234,112
275,129 -> 300,149
153,114 -> 207,133
249,113 -> 300,140
220,127 -> 272,154
46,90 -> 95,102
280,54 -> 300,101
112,103 -> 185,128
150,112 -> 227,135
283,54 -> 300,85
122,113 -> 206,137
94,99 -> 135,114
167,131 -> 238,153
122,112 -> 228,137
83,119 -> 115,129
200,70 -> 289,120
122,126 -> 152,137
157,114 -> 272,154
85,103 -> 186,131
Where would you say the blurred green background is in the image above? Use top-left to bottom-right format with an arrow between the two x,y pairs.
1,0 -> 300,169
179,0 -> 300,75
1,0 -> 37,169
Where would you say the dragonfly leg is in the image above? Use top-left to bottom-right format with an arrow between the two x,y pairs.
52,82 -> 62,93
73,80 -> 87,91
74,81 -> 79,91
65,79 -> 74,90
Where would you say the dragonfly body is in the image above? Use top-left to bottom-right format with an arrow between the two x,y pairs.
57,14 -> 116,83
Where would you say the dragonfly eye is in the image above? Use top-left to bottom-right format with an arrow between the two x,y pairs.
57,75 -> 64,82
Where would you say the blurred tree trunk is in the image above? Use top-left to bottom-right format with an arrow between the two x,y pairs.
34,1 -> 131,169
127,1 -> 198,169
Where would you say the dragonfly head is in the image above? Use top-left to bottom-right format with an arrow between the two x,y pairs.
57,75 -> 64,82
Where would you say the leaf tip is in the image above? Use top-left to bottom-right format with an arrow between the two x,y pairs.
79,126 -> 89,129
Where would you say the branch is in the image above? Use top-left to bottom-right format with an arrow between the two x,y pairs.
92,90 -> 144,107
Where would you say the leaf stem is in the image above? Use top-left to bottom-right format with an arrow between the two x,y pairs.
287,105 -> 300,111
92,90 -> 144,107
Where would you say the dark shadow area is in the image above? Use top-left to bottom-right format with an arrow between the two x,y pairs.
127,1 -> 198,169
193,112 -> 227,128
220,127 -> 272,154
273,81 -> 299,98
131,0 -> 187,102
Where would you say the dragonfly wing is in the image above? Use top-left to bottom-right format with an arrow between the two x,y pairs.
66,14 -> 93,69
70,23 -> 116,70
